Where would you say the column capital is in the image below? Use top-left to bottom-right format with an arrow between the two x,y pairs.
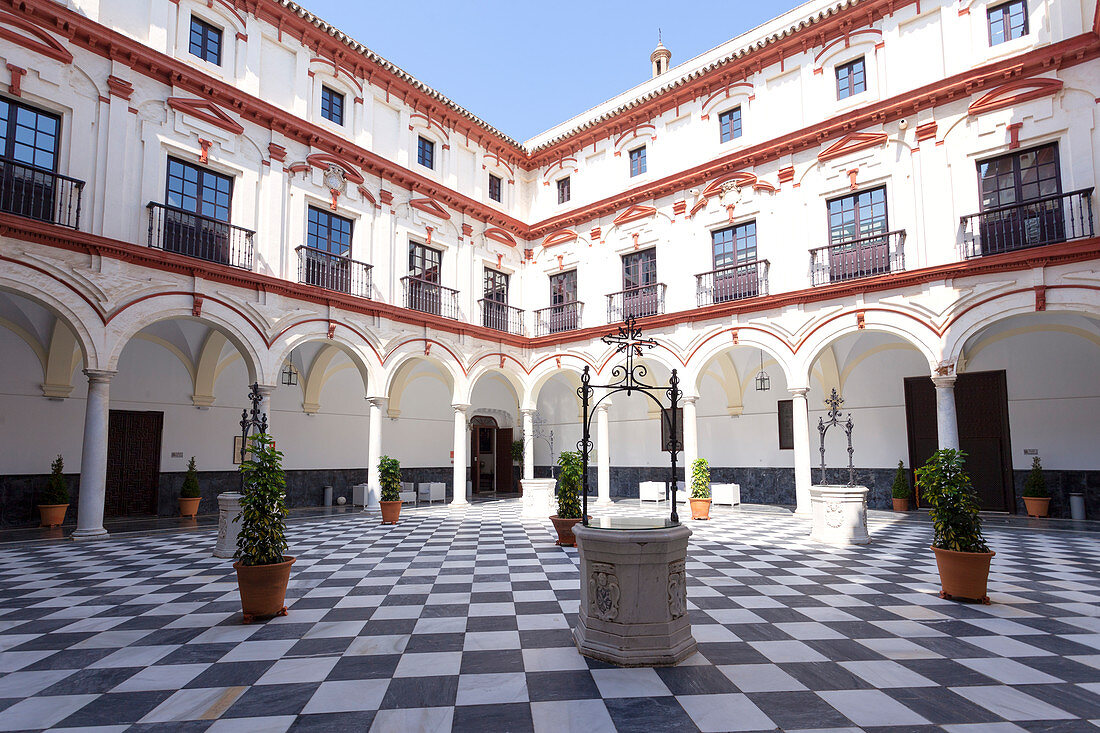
681,395 -> 698,405
452,403 -> 471,414
595,402 -> 611,414
253,384 -> 277,396
520,408 -> 537,417
788,386 -> 810,398
366,396 -> 388,408
83,369 -> 117,383
931,375 -> 957,389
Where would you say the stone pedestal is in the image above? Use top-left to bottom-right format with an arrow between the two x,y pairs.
521,478 -> 555,519
573,521 -> 697,667
809,485 -> 870,545
213,492 -> 243,559
356,483 -> 380,514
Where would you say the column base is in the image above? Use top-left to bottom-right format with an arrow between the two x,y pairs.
71,528 -> 110,540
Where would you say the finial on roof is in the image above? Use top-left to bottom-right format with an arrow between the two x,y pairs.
651,30 -> 671,78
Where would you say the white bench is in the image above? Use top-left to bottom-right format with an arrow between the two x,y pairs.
639,481 -> 665,502
712,483 -> 741,506
400,482 -> 417,505
419,482 -> 445,504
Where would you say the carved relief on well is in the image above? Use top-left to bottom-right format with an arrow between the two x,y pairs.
588,562 -> 620,621
668,559 -> 686,619
825,500 -> 844,528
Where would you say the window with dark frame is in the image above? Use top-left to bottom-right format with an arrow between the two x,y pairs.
409,240 -> 442,281
417,136 -> 435,169
719,107 -> 742,143
188,16 -> 222,65
307,206 -> 353,256
835,57 -> 866,100
827,186 -> 888,246
484,268 -> 509,303
488,173 -> 502,202
320,86 -> 344,125
976,143 -> 1063,252
166,157 -> 232,221
550,270 -> 577,306
988,0 -> 1028,45
712,221 -> 757,269
622,248 -> 657,291
629,146 -> 647,177
0,97 -> 60,170
556,176 -> 571,204
778,400 -> 794,450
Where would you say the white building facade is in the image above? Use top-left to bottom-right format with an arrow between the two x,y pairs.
0,0 -> 1098,534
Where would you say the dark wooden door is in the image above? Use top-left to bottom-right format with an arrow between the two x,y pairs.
496,427 -> 513,493
903,371 -> 1013,512
472,425 -> 494,494
105,410 -> 163,517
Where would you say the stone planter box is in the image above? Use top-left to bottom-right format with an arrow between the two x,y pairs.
809,485 -> 870,546
521,478 -> 556,519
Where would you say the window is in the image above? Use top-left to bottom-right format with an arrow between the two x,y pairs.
320,86 -> 344,125
488,173 -> 502,203
0,98 -> 61,223
976,144 -> 1063,252
547,270 -> 578,333
417,136 -> 435,169
988,0 -> 1028,45
484,268 -> 509,303
407,241 -> 443,314
712,222 -> 757,269
824,187 -> 891,282
307,206 -> 353,256
778,400 -> 793,450
409,240 -> 442,281
556,176 -> 571,204
188,16 -> 222,65
629,146 -> 646,177
828,187 -> 887,246
482,268 -> 510,330
620,248 -> 659,318
719,107 -> 742,143
161,157 -> 234,264
835,57 -> 866,100
166,157 -> 232,221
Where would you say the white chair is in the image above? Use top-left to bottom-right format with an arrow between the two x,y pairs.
426,482 -> 445,503
400,482 -> 417,505
712,483 -> 741,506
669,481 -> 687,503
639,481 -> 665,502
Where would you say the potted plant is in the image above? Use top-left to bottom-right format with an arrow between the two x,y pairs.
891,460 -> 912,512
916,449 -> 994,604
1022,456 -> 1050,518
690,458 -> 712,520
378,455 -> 402,525
550,451 -> 583,546
179,457 -> 201,518
234,433 -> 294,623
38,454 -> 69,528
511,439 -> 524,466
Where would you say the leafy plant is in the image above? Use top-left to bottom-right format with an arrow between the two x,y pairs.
511,439 -> 524,463
181,457 -> 201,499
915,449 -> 989,553
41,454 -> 69,505
378,455 -> 402,502
235,434 -> 288,566
1022,456 -> 1048,498
691,458 -> 711,499
891,460 -> 911,500
556,451 -> 582,519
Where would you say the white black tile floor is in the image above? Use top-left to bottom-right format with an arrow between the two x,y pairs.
0,499 -> 1098,732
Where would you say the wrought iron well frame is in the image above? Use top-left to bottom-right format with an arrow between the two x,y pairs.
817,387 -> 855,486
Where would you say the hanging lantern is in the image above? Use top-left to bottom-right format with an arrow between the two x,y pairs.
755,350 -> 771,392
280,362 -> 299,386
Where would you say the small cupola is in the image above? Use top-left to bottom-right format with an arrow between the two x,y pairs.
650,32 -> 671,78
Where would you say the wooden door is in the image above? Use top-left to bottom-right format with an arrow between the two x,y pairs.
472,425 -> 495,494
903,377 -> 939,505
496,427 -> 513,493
105,410 -> 163,517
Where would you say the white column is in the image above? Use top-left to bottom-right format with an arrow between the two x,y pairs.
596,402 -> 612,505
73,369 -> 115,540
366,397 -> 385,497
682,396 -> 699,487
255,384 -> 276,432
790,387 -> 812,517
521,408 -> 536,481
451,403 -> 470,505
932,375 -> 960,451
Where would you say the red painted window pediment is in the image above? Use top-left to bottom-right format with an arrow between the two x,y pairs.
166,97 -> 245,135
409,197 -> 451,221
817,132 -> 888,162
700,171 -> 757,198
0,11 -> 73,64
306,152 -> 365,184
612,205 -> 656,226
542,230 -> 578,248
484,228 -> 517,247
967,77 -> 1064,116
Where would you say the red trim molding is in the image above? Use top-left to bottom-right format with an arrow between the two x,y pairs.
484,227 -> 517,247
106,75 -> 133,100
0,9 -> 73,63
818,132 -> 889,162
612,205 -> 656,227
409,197 -> 450,221
305,152 -> 365,184
166,97 -> 245,135
967,77 -> 1064,115
542,229 -> 577,248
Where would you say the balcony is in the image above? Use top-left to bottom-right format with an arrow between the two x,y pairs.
147,202 -> 253,270
607,284 -> 666,322
479,299 -> 524,335
402,275 -> 460,320
296,246 -> 372,298
534,301 -> 583,336
810,230 -> 905,286
960,188 -> 1095,258
696,260 -> 770,306
0,156 -> 83,229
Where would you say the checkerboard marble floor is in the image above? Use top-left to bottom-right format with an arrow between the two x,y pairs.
1,500 -> 1099,732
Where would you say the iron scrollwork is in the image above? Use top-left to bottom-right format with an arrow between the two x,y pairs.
817,388 -> 855,486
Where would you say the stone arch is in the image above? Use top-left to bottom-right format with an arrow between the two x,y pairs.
383,350 -> 462,403
522,356 -> 590,411
685,326 -> 796,396
462,362 -> 525,409
269,328 -> 379,398
0,277 -> 101,371
794,310 -> 940,384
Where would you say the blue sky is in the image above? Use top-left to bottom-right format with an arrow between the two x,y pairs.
302,0 -> 805,142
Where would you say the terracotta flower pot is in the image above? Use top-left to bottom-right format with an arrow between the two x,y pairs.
690,498 -> 712,520
892,497 -> 910,512
179,496 -> 201,518
550,515 -> 583,547
38,504 -> 68,528
931,546 -> 995,604
1023,496 -> 1050,518
234,556 -> 295,623
380,500 -> 402,525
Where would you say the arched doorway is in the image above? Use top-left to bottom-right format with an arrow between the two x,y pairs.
470,414 -> 512,495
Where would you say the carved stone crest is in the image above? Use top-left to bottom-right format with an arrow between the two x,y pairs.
588,562 -> 620,621
668,559 -> 686,619
825,500 -> 844,528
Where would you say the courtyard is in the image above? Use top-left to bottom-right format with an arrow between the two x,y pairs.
1,500 -> 1098,732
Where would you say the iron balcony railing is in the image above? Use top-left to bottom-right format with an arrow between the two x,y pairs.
534,301 -> 583,336
809,229 -> 905,286
607,283 -> 666,322
960,188 -> 1095,258
147,202 -> 254,270
296,246 -> 372,298
0,156 -> 83,229
479,298 -> 524,335
696,260 -> 770,306
401,275 -> 460,320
